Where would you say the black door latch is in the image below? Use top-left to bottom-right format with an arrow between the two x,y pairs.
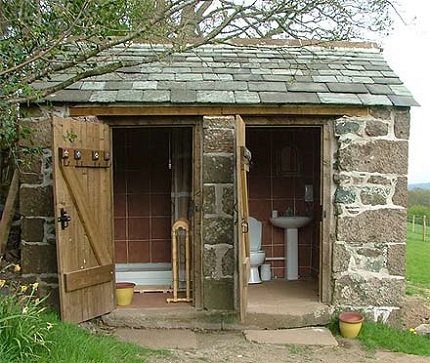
58,208 -> 71,230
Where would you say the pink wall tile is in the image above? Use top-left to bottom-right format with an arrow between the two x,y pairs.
128,194 -> 151,217
128,241 -> 151,263
115,241 -> 127,263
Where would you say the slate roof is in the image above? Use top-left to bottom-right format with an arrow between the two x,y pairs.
38,41 -> 418,107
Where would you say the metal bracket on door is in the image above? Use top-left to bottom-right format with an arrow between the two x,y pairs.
58,208 -> 71,230
241,220 -> 249,233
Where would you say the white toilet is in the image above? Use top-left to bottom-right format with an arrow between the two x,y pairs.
248,216 -> 266,284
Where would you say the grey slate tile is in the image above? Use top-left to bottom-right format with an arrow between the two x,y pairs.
388,95 -> 420,107
81,81 -> 106,90
249,81 -> 287,92
176,73 -> 204,81
317,93 -> 362,105
389,85 -> 413,97
171,89 -> 197,103
186,81 -> 216,90
143,90 -> 170,102
158,81 -> 187,90
163,67 -> 192,74
357,94 -> 392,106
133,81 -> 158,90
233,74 -> 262,81
351,76 -> 374,84
47,90 -> 93,102
33,81 -> 61,90
326,83 -> 368,94
213,67 -> 250,74
120,66 -> 142,73
250,68 -> 273,75
259,92 -> 288,103
272,68 -> 303,76
234,91 -> 261,104
202,73 -> 234,81
117,90 -> 144,102
197,90 -> 235,103
105,81 -> 134,90
288,82 -> 328,93
66,82 -> 83,90
312,75 -> 337,83
282,92 -> 320,104
345,64 -> 365,70
92,73 -> 124,81
214,81 -> 247,91
89,91 -> 118,102
138,66 -> 163,74
365,84 -> 393,95
262,74 -> 296,82
148,73 -> 175,81
372,77 -> 403,85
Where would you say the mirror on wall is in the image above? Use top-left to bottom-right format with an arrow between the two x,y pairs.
276,145 -> 301,176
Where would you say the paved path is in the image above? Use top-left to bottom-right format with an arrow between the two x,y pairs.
113,327 -> 429,363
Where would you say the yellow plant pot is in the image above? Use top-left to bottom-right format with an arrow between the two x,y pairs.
339,312 -> 364,339
115,282 -> 136,306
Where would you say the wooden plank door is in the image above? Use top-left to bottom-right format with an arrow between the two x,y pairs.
52,116 -> 115,323
236,115 -> 250,322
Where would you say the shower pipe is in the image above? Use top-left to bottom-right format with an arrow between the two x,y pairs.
166,218 -> 192,303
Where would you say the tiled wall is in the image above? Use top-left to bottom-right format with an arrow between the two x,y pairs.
247,127 -> 321,279
113,128 -> 172,264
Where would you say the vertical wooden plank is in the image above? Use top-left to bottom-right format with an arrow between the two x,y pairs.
192,123 -> 202,309
236,115 -> 249,322
320,123 -> 332,304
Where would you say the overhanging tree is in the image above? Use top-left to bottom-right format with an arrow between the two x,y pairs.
0,0 -> 398,254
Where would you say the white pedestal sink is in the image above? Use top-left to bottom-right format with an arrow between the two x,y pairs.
269,216 -> 312,280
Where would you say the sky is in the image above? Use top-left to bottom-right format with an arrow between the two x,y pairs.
382,0 -> 430,184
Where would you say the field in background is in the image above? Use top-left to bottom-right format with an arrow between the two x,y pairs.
406,222 -> 430,296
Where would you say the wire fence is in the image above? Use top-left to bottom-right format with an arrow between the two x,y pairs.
407,215 -> 429,242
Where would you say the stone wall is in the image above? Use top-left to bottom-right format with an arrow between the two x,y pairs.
19,108 -> 59,307
201,116 -> 237,310
332,107 -> 409,324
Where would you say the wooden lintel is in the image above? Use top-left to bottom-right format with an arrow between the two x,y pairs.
69,104 -> 369,117
64,264 -> 114,292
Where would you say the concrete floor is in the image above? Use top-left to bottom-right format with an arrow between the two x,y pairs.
104,278 -> 332,329
246,279 -> 332,328
248,279 -> 321,314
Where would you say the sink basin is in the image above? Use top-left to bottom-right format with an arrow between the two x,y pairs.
269,216 -> 312,229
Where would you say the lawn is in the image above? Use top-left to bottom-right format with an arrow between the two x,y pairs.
0,308 -> 165,363
406,222 -> 430,294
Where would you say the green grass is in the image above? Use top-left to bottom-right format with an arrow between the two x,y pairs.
358,321 -> 430,356
8,311 -> 167,363
328,317 -> 430,357
406,223 -> 430,296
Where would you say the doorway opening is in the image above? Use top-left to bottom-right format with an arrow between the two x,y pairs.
112,126 -> 193,299
246,126 -> 322,309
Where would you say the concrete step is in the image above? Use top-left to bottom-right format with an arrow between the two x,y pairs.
103,304 -> 332,331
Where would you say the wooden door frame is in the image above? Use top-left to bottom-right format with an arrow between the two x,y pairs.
104,116 -> 202,308
244,116 -> 333,304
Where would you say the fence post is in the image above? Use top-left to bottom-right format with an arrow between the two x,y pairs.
412,215 -> 416,233
423,215 -> 427,242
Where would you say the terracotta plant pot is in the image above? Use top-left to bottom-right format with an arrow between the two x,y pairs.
339,312 -> 364,339
115,282 -> 136,306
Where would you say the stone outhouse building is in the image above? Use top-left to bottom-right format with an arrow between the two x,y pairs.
20,40 -> 417,326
